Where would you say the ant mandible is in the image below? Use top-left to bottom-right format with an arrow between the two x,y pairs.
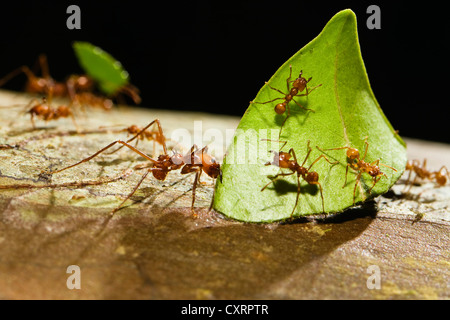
404,159 -> 449,191
251,65 -> 322,136
318,137 -> 397,205
262,140 -> 338,218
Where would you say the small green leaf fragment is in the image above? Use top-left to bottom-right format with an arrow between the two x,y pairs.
73,41 -> 129,95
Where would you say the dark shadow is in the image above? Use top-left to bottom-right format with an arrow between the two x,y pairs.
0,187 -> 376,299
106,202 -> 376,299
266,177 -> 320,197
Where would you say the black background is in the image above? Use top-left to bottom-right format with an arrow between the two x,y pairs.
0,1 -> 448,143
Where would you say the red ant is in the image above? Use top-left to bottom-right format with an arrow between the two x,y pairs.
262,140 -> 338,218
98,122 -> 168,157
0,54 -> 139,110
404,159 -> 449,191
251,65 -> 322,136
46,119 -> 221,215
25,95 -> 79,131
318,137 -> 397,205
0,54 -> 69,97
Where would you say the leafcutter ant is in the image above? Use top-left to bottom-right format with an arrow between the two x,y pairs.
46,119 -> 220,215
251,65 -> 322,136
404,159 -> 449,191
262,140 -> 338,218
0,54 -> 68,97
25,95 -> 79,131
318,137 -> 397,204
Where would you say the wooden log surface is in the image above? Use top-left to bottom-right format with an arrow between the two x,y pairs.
0,89 -> 448,300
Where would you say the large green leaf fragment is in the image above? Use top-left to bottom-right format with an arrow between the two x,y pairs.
73,41 -> 130,95
213,9 -> 407,223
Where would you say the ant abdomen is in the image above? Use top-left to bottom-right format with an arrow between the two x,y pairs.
305,171 -> 319,183
274,103 -> 286,115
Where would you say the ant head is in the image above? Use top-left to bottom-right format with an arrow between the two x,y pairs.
405,160 -> 414,170
30,103 -> 50,114
74,75 -> 94,90
293,77 -> 307,92
274,103 -> 286,115
346,148 -> 360,160
435,173 -> 447,186
127,124 -> 140,133
206,162 -> 221,179
266,151 -> 290,167
158,154 -> 171,162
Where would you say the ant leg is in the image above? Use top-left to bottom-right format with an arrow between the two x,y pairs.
69,111 -> 80,133
180,164 -> 203,213
319,146 -> 350,152
264,82 -> 287,96
127,119 -> 167,154
261,139 -> 288,152
286,65 -> 293,92
422,158 -> 428,170
290,173 -> 301,218
49,140 -> 157,174
111,169 -> 151,215
309,181 -> 325,213
343,163 -> 351,189
288,147 -> 298,163
29,113 -> 36,130
0,66 -> 36,88
300,141 -> 313,167
362,136 -> 370,161
208,178 -> 217,213
116,84 -> 142,105
305,83 -> 322,95
251,97 -> 285,105
369,176 -> 382,194
352,172 -> 362,205
403,166 -> 414,191
438,165 -> 450,177
38,54 -> 51,80
183,166 -> 203,216
279,107 -> 290,138
111,119 -> 167,155
307,154 -> 339,171
378,162 -> 397,172
191,168 -> 202,211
